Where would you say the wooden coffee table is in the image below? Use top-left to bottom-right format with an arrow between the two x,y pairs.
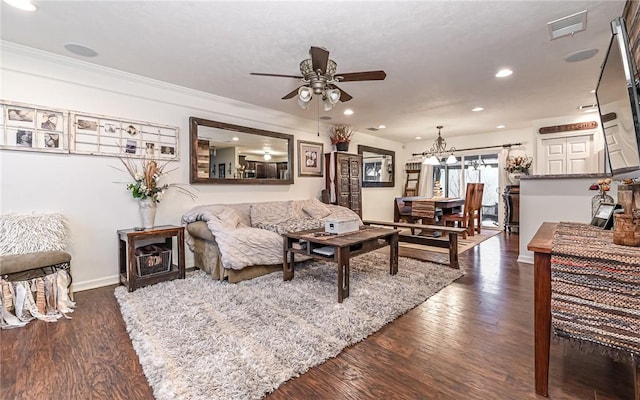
282,227 -> 399,303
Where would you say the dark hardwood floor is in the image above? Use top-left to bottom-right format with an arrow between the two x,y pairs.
0,231 -> 634,399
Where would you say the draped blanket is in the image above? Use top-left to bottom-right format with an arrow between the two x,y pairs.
0,270 -> 75,329
181,200 -> 361,271
551,222 -> 640,361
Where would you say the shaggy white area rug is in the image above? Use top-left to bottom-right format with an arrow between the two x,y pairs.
114,252 -> 463,400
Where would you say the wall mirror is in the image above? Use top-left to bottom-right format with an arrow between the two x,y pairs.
357,145 -> 395,187
190,117 -> 294,184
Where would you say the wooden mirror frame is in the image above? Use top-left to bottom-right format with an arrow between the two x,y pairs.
190,117 -> 294,185
358,144 -> 395,188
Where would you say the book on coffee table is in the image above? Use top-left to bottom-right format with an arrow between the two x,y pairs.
312,246 -> 335,256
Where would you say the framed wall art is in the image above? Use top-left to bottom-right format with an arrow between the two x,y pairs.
70,112 -> 179,160
0,101 -> 69,153
297,140 -> 323,177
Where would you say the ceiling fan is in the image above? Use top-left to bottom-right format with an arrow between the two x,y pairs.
250,46 -> 386,111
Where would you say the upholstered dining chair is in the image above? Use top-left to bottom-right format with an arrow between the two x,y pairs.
441,183 -> 484,237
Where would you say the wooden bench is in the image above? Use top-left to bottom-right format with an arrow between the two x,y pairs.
363,220 -> 467,269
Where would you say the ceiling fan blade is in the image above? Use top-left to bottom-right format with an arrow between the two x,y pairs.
337,70 -> 387,82
328,84 -> 353,102
282,86 -> 303,100
310,46 -> 329,74
250,72 -> 303,79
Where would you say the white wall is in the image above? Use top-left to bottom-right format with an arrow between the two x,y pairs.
518,176 -> 617,263
0,43 -> 403,291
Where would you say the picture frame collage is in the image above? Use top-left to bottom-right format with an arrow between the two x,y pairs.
0,100 -> 179,160
0,103 -> 68,153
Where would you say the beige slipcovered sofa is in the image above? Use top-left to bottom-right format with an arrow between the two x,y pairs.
181,199 -> 362,282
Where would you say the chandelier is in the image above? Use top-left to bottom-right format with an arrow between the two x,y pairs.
422,125 -> 457,165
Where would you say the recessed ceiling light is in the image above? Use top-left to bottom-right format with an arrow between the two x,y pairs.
343,109 -> 354,115
3,0 -> 37,11
472,107 -> 484,112
496,125 -> 506,129
590,89 -> 596,94
377,125 -> 386,129
64,43 -> 98,57
495,69 -> 513,78
232,137 -> 239,141
415,136 -> 422,140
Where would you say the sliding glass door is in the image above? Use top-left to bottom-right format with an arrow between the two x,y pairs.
431,153 -> 500,228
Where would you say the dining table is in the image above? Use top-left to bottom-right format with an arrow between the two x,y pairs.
394,196 -> 465,225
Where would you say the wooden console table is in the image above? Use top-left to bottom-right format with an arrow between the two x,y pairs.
527,222 -> 556,397
529,222 -> 640,399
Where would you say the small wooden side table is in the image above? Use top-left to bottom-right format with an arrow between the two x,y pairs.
118,225 -> 185,292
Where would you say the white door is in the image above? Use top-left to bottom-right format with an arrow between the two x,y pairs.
540,134 -> 596,174
566,135 -> 592,173
541,137 -> 566,174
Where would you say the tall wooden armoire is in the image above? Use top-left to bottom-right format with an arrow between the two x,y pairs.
324,152 -> 362,218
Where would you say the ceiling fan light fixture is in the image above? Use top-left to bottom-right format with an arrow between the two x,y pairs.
326,88 -> 341,104
298,97 -> 310,110
298,86 -> 312,102
322,98 -> 334,111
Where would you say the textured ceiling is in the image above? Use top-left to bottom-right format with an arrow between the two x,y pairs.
0,1 -> 626,143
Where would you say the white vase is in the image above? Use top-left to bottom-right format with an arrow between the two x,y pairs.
508,172 -> 523,185
139,198 -> 157,229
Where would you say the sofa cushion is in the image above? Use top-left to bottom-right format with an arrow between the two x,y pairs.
302,200 -> 331,219
0,251 -> 71,275
250,201 -> 294,226
254,218 -> 324,235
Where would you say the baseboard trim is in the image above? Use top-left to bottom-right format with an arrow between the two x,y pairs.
73,275 -> 120,292
517,254 -> 534,264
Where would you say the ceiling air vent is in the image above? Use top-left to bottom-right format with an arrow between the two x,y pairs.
548,10 -> 588,41
367,127 -> 379,131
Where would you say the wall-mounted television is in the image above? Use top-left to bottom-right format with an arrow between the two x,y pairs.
595,17 -> 640,179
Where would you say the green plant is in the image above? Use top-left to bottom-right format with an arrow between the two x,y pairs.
118,157 -> 196,203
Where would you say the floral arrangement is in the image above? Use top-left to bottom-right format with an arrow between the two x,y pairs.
118,157 -> 196,203
589,178 -> 612,196
329,124 -> 356,144
505,155 -> 533,174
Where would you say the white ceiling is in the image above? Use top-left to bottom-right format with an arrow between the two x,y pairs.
0,1 -> 626,143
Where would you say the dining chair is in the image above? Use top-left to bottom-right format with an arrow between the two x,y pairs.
469,183 -> 484,235
441,183 -> 484,237
441,183 -> 474,237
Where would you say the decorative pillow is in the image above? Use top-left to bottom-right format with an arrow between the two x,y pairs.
255,218 -> 324,235
302,199 -> 331,219
250,201 -> 294,226
211,207 -> 242,229
0,213 -> 69,255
